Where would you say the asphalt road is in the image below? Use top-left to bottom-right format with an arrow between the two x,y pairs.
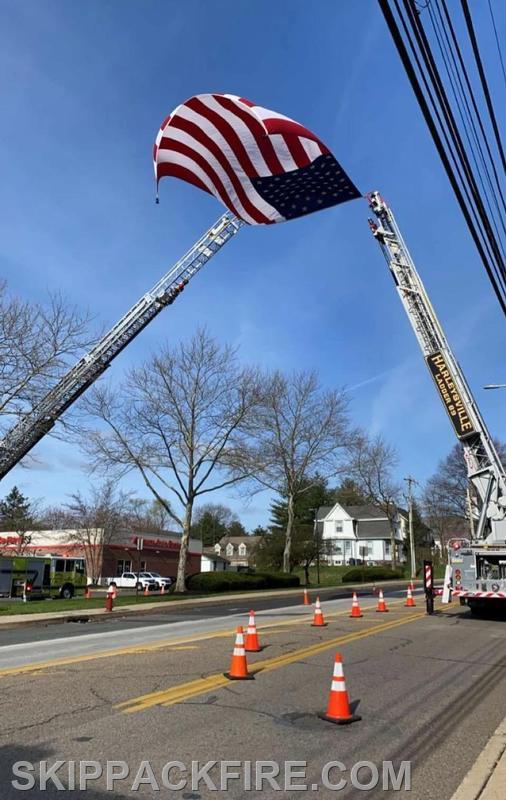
0,583 -> 411,647
0,594 -> 505,800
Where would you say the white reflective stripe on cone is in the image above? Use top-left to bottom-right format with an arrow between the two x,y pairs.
233,648 -> 245,656
333,663 -> 344,678
331,680 -> 347,692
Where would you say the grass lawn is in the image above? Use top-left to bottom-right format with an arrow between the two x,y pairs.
0,592 -> 188,616
294,563 -> 447,587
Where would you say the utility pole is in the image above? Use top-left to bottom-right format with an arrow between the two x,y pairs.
309,508 -> 320,585
404,476 -> 417,580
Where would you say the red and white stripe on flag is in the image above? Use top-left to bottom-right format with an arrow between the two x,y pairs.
153,93 -> 357,225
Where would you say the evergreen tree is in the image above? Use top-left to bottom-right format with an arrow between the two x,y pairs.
226,520 -> 248,538
332,478 -> 369,506
0,486 -> 34,554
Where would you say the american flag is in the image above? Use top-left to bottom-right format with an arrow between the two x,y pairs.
153,93 -> 361,224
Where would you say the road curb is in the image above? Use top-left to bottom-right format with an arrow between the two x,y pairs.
449,717 -> 506,800
0,580 -> 421,627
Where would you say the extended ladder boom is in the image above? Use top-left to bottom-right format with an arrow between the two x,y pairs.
367,191 -> 506,544
0,212 -> 243,480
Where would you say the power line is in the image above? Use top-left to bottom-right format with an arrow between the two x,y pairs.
428,0 -> 506,251
487,0 -> 506,93
377,0 -> 506,315
460,0 -> 506,174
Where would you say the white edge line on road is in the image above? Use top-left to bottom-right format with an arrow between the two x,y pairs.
449,717 -> 506,800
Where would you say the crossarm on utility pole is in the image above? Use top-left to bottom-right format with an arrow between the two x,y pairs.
0,212 -> 243,480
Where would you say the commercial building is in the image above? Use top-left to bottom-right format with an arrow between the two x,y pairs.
0,528 -> 202,583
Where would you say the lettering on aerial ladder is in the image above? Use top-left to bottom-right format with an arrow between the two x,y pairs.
426,351 -> 475,438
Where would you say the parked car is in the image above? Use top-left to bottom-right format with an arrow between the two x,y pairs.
140,571 -> 173,590
108,572 -> 157,591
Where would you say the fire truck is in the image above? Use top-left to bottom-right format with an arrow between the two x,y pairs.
368,192 -> 506,614
0,554 -> 87,600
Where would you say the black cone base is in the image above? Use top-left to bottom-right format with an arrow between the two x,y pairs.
317,712 -> 361,725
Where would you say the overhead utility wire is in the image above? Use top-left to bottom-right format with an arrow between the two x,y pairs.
426,0 -> 506,255
377,0 -> 506,314
460,0 -> 506,174
487,0 -> 506,90
436,0 -> 506,220
401,0 -> 506,296
401,0 -> 506,291
487,0 -> 506,92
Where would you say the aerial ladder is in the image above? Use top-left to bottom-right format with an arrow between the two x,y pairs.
0,212 -> 242,480
368,191 -> 506,610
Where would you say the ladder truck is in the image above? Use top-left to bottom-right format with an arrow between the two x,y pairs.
368,191 -> 506,613
0,212 -> 242,480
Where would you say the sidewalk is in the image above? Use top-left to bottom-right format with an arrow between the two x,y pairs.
0,579 -> 419,627
449,717 -> 506,800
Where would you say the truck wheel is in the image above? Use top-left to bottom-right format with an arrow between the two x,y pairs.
60,584 -> 75,600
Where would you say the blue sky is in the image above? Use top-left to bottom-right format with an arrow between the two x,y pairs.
1,0 -> 504,529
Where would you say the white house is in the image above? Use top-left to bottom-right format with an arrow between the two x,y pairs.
201,548 -> 229,572
316,503 -> 408,566
214,536 -> 261,569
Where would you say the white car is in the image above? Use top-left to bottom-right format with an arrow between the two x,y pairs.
140,571 -> 173,590
108,572 -> 157,590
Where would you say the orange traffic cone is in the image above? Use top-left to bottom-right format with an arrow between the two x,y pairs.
303,589 -> 310,606
405,585 -> 416,607
111,585 -> 118,601
311,596 -> 327,627
318,653 -> 361,725
160,584 -> 165,595
376,589 -> 389,613
245,610 -> 262,652
224,626 -> 254,680
350,592 -> 363,618
84,586 -> 92,600
144,584 -> 149,597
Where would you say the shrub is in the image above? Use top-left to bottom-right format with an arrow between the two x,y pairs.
254,571 -> 300,589
341,566 -> 405,583
186,570 -> 300,593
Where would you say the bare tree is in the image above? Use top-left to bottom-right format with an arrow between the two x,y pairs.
0,282 -> 94,440
125,497 -> 174,533
78,329 -> 260,592
59,482 -> 132,584
422,440 -> 506,555
251,370 -> 353,573
350,434 -> 402,568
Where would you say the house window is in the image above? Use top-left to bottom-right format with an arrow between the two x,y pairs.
385,541 -> 391,558
226,543 -> 234,557
214,543 -> 221,554
238,543 -> 246,557
116,559 -> 132,575
140,561 -> 147,571
335,521 -> 343,533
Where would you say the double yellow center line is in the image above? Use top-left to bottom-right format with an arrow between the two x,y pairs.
116,610 -> 425,714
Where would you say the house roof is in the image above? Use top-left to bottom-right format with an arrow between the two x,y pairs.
355,519 -> 392,539
202,548 -> 228,563
218,536 -> 261,547
342,504 -> 387,520
316,506 -> 334,520
318,503 -> 408,522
